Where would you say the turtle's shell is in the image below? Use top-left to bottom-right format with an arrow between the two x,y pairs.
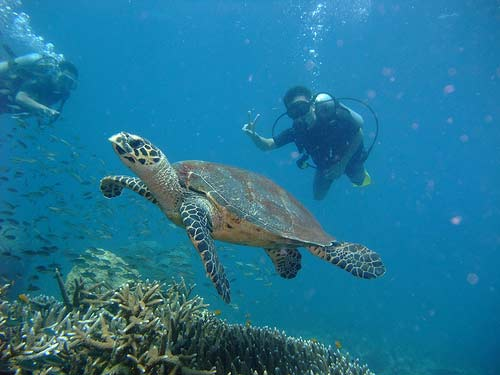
174,160 -> 333,246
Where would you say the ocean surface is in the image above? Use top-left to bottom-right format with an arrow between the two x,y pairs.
0,1 -> 499,374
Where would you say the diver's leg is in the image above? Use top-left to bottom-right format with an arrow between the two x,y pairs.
346,158 -> 370,187
313,168 -> 334,200
345,145 -> 371,187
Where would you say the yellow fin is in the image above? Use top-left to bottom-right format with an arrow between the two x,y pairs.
354,170 -> 371,187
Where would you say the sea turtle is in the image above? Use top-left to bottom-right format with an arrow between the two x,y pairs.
100,132 -> 385,303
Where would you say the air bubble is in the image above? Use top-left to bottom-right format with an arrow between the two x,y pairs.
0,0 -> 62,61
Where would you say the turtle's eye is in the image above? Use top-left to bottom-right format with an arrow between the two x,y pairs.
129,139 -> 144,149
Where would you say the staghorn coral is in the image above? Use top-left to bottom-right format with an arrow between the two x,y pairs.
0,279 -> 374,375
65,248 -> 141,297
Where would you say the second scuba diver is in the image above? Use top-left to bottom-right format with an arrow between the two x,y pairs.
0,51 -> 78,125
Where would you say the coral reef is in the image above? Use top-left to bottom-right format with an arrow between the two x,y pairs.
65,248 -> 141,295
0,279 -> 374,375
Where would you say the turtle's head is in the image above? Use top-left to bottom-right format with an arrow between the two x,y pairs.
108,132 -> 164,172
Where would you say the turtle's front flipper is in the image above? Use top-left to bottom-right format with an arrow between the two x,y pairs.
180,197 -> 230,303
100,175 -> 158,205
308,241 -> 385,279
264,248 -> 302,279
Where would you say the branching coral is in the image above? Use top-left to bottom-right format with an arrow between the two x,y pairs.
1,279 -> 373,375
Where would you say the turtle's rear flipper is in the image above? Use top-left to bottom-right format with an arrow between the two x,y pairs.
265,248 -> 302,279
180,197 -> 231,303
100,175 -> 158,205
308,241 -> 385,279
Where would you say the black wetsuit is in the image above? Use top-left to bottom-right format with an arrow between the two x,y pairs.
0,66 -> 68,116
273,104 -> 366,199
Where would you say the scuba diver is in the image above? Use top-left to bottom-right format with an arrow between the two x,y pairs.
242,85 -> 378,200
0,48 -> 78,125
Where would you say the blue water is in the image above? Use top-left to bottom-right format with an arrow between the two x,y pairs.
1,1 -> 499,374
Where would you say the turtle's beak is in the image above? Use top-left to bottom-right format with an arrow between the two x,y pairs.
109,132 -> 131,155
108,133 -> 119,144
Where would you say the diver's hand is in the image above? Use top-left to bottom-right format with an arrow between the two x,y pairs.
242,111 -> 261,137
40,106 -> 60,119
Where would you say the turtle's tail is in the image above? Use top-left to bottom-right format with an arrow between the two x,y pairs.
308,241 -> 385,279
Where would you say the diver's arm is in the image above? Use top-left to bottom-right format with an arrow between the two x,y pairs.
15,91 -> 59,117
242,111 -> 277,151
245,130 -> 276,151
0,53 -> 43,75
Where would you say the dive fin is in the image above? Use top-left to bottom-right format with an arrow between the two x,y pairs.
354,170 -> 371,187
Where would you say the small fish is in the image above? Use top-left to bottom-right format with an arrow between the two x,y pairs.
36,250 -> 51,256
69,172 -> 83,183
7,187 -> 18,193
214,309 -> 222,316
3,201 -> 17,210
22,191 -> 44,199
310,337 -> 318,344
4,234 -> 16,240
245,319 -> 252,328
27,284 -> 40,292
41,246 -> 58,252
437,12 -> 459,19
59,137 -> 72,147
335,340 -> 342,349
35,234 -> 51,243
22,250 -> 38,256
17,140 -> 28,149
11,157 -> 37,164
18,294 -> 30,303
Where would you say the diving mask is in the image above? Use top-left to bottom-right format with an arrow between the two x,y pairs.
287,99 -> 311,119
58,71 -> 78,90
